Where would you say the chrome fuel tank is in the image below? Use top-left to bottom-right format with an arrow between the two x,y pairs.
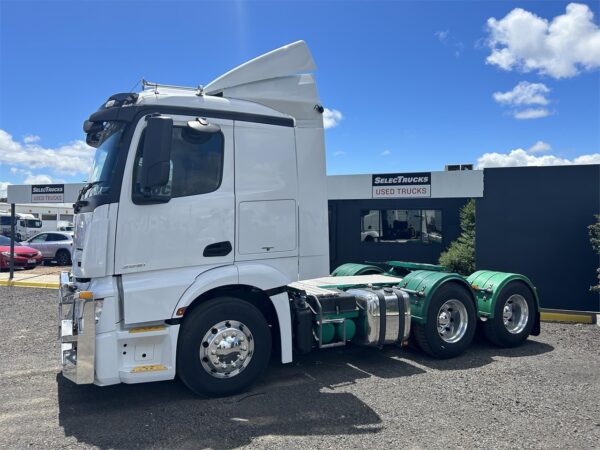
347,287 -> 411,347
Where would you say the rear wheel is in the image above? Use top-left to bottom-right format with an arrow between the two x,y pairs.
413,283 -> 476,358
55,249 -> 71,266
483,282 -> 535,347
177,297 -> 271,397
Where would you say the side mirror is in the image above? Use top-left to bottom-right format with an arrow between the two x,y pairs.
140,116 -> 173,192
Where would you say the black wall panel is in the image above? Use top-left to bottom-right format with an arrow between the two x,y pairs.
476,166 -> 600,312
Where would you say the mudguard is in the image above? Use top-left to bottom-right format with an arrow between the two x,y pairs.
399,270 -> 475,325
332,263 -> 384,276
467,270 -> 541,335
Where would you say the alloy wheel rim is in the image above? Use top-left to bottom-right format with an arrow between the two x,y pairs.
199,320 -> 254,378
502,294 -> 529,334
437,299 -> 468,343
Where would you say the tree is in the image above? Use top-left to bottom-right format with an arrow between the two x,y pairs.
439,199 -> 476,275
589,215 -> 600,293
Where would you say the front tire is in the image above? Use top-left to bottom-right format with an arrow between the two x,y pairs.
413,283 -> 476,358
177,297 -> 271,397
483,281 -> 535,347
56,249 -> 71,266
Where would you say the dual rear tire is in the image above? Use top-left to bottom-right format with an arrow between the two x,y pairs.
413,281 -> 536,357
482,282 -> 536,348
413,283 -> 477,358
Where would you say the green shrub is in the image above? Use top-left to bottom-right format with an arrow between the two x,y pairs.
589,215 -> 600,293
439,199 -> 476,275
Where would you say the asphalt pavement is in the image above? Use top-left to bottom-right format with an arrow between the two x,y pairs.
1,286 -> 599,449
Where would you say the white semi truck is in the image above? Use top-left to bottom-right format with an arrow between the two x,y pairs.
0,211 -> 42,240
59,41 -> 540,396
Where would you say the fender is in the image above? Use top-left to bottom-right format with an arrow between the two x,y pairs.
173,262 -> 294,363
172,264 -> 239,316
237,262 -> 294,363
332,263 -> 384,277
399,270 -> 475,325
467,270 -> 541,335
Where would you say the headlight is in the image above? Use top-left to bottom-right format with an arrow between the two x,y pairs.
0,251 -> 10,257
36,251 -> 42,256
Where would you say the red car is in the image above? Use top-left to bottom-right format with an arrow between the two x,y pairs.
0,235 -> 43,270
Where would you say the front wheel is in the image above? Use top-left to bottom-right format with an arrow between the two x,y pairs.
413,283 -> 476,358
56,249 -> 71,266
177,297 -> 271,397
483,281 -> 535,347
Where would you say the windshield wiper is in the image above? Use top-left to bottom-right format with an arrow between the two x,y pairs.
73,181 -> 104,213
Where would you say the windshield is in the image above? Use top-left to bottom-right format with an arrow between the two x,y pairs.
0,235 -> 22,246
0,217 -> 15,226
85,122 -> 126,198
25,220 -> 42,228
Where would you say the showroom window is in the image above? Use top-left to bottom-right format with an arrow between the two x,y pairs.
360,209 -> 442,244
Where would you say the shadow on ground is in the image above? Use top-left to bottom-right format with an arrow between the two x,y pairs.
57,339 -> 553,449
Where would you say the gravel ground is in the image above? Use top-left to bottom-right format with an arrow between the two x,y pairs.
1,286 -> 599,449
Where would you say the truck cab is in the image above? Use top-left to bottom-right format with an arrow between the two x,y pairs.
0,212 -> 42,241
60,41 -> 330,391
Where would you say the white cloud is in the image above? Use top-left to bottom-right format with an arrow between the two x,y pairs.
476,148 -> 600,168
527,140 -> 552,153
323,108 -> 343,129
493,82 -> 552,119
435,29 -> 464,56
513,108 -> 551,120
380,150 -> 392,156
0,181 -> 10,198
23,135 -> 40,144
0,129 -> 93,175
332,150 -> 346,157
485,3 -> 600,78
435,30 -> 449,42
24,173 -> 54,184
493,81 -> 550,106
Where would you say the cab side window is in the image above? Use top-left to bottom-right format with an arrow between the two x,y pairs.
133,126 -> 224,202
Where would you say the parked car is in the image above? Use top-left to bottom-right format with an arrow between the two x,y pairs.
23,231 -> 73,266
0,235 -> 43,270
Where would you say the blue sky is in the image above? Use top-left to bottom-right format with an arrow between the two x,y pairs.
0,0 -> 599,191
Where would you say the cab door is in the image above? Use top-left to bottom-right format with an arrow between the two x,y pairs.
115,115 -> 235,276
28,233 -> 51,257
114,114 -> 235,323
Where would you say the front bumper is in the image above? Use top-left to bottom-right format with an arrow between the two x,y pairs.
58,272 -> 96,384
0,255 -> 42,269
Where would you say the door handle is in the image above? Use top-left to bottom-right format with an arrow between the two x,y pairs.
203,241 -> 232,257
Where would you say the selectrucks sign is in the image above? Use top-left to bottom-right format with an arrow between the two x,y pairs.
372,172 -> 431,198
31,184 -> 65,203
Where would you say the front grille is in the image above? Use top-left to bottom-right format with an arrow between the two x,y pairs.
19,252 -> 37,258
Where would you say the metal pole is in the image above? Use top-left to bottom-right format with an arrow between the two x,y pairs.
9,203 -> 15,280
